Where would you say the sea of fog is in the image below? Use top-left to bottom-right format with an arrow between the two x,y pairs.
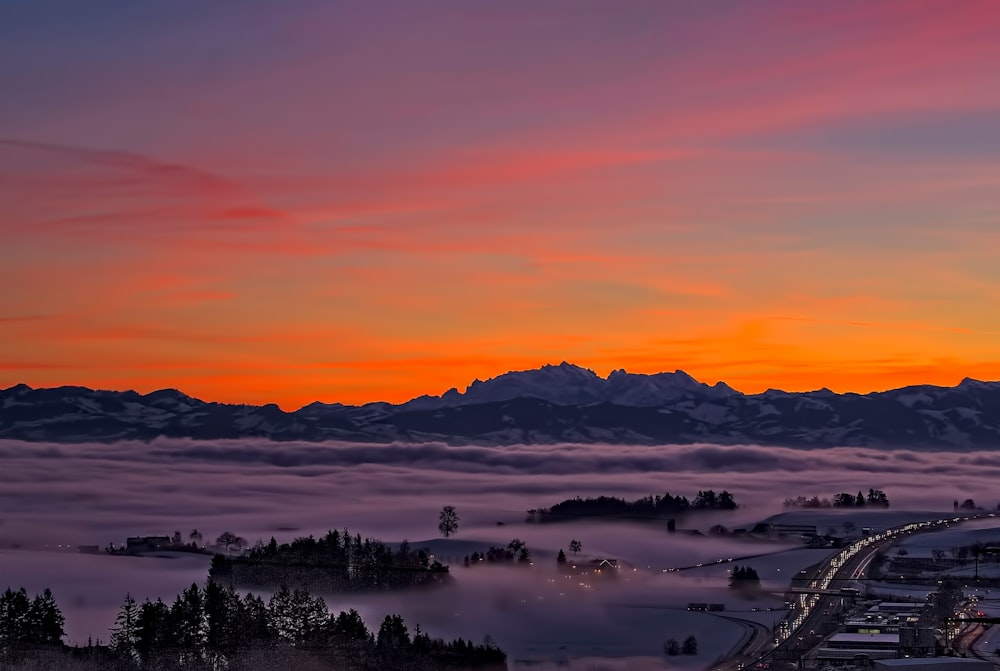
4,439 -> 1000,668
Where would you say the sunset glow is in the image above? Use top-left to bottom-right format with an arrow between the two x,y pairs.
3,1 -> 1000,408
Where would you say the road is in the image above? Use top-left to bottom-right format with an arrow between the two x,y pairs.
712,513 -> 987,671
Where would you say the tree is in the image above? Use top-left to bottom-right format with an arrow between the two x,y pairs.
960,498 -> 977,510
568,539 -> 582,555
135,598 -> 170,661
932,578 -> 963,624
557,549 -> 567,565
28,587 -> 64,646
693,490 -> 717,509
0,587 -> 32,649
109,593 -> 140,661
718,490 -> 736,509
682,635 -> 698,655
855,491 -> 866,507
376,614 -> 410,649
215,531 -> 247,553
729,565 -> 761,592
664,639 -> 680,656
438,506 -> 459,538
189,529 -> 203,546
867,489 -> 889,507
169,583 -> 208,654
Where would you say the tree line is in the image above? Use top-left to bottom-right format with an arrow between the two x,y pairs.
0,582 -> 506,671
784,488 -> 890,508
526,490 -> 737,522
464,539 -> 532,566
664,635 -> 698,656
209,529 -> 449,592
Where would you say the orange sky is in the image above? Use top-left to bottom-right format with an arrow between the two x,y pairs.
2,1 -> 1000,409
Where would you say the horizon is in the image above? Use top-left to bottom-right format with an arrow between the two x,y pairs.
3,360 -> 997,412
3,2 -> 1000,407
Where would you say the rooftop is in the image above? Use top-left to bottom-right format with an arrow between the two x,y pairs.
829,633 -> 900,644
875,660 -> 992,667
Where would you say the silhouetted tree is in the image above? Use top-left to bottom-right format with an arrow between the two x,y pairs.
557,549 -> 567,564
215,531 -> 247,553
135,598 -> 170,662
664,639 -> 680,656
109,593 -> 140,662
569,539 -> 582,555
438,506 -> 459,538
376,614 -> 410,650
682,635 -> 698,655
729,565 -> 761,591
28,588 -> 65,646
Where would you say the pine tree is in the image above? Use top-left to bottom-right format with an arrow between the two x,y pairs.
135,598 -> 170,661
0,587 -> 32,647
268,585 -> 296,643
109,593 -> 140,663
205,581 -> 243,655
170,583 -> 208,652
682,635 -> 698,655
28,588 -> 65,646
376,614 -> 410,649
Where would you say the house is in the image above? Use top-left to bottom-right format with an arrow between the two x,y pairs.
125,536 -> 171,553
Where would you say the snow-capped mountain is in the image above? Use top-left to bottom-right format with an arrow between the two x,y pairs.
399,362 -> 734,411
3,364 -> 1000,448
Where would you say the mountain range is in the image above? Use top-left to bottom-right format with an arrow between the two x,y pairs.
3,362 -> 1000,448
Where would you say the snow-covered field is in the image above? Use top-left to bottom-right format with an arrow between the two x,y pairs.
2,438 -> 995,666
897,517 -> 1000,557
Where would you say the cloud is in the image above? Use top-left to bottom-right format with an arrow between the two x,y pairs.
4,436 -> 1000,653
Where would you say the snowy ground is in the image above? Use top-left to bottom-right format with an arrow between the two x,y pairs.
896,517 -> 1000,557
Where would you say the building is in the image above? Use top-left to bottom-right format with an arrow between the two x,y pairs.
871,602 -> 924,614
872,659 -> 991,671
125,536 -> 171,553
815,632 -> 900,665
772,523 -> 819,537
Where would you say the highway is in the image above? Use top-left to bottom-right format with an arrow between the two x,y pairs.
712,513 -> 984,671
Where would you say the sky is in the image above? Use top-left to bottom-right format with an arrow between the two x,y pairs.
2,0 -> 1000,409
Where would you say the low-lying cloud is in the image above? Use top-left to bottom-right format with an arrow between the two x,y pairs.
4,438 -> 1000,654
3,438 -> 1000,548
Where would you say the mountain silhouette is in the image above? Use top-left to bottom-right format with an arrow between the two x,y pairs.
3,363 -> 1000,448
